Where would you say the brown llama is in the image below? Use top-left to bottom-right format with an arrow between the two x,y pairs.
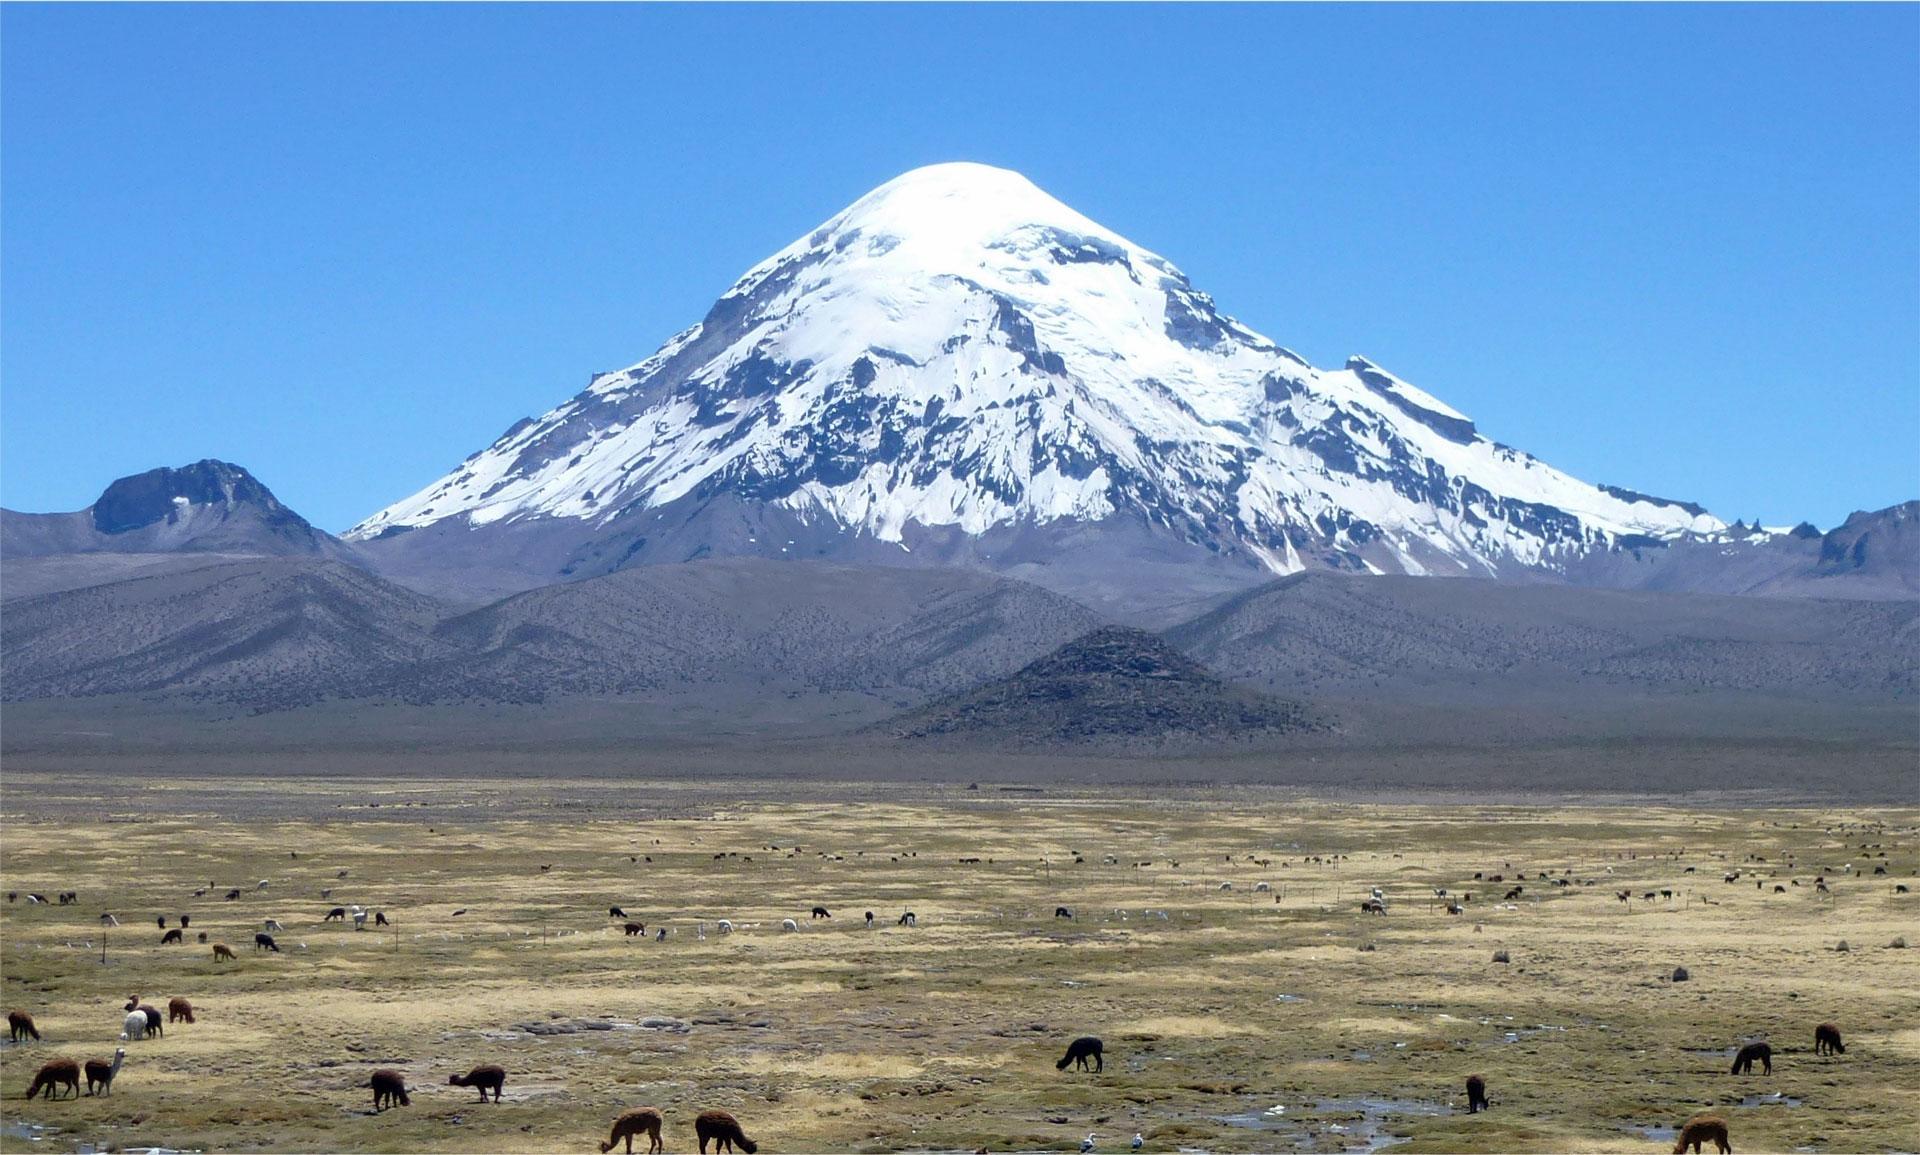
370,1069 -> 410,1110
624,922 -> 645,937
1730,1041 -> 1772,1075
448,1064 -> 506,1102
25,1059 -> 80,1100
84,1048 -> 126,1095
600,1107 -> 665,1154
1814,1023 -> 1844,1055
168,998 -> 196,1024
1465,1074 -> 1489,1113
8,1010 -> 40,1042
212,942 -> 236,962
695,1110 -> 758,1154
1673,1113 -> 1732,1153
1056,1036 -> 1105,1072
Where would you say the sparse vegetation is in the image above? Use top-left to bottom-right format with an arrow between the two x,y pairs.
2,779 -> 1915,1153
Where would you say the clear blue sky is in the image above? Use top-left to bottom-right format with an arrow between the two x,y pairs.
4,3 -> 1916,532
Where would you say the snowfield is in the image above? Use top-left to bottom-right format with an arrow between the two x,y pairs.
349,162 -> 1723,579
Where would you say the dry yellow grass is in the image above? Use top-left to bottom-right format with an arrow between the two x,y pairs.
0,779 -> 1915,1153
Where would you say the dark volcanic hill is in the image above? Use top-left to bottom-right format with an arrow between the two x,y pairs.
889,627 -> 1316,745
1,460 -> 354,563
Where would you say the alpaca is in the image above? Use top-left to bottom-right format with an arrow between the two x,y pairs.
254,933 -> 280,952
717,919 -> 734,934
781,918 -> 799,932
1056,907 -> 1074,919
168,998 -> 196,1024
864,911 -> 874,928
325,907 -> 347,921
898,911 -> 916,926
1815,1023 -> 1845,1055
180,914 -> 189,928
160,928 -> 183,945
99,913 -> 119,927
812,906 -> 831,919
25,1059 -> 80,1100
600,1107 -> 664,1154
624,922 -> 645,937
264,918 -> 285,933
157,915 -> 167,929
1466,1074 -> 1489,1113
8,1010 -> 40,1042
119,1010 -> 148,1041
695,1109 -> 758,1154
370,1069 -> 410,1110
138,1005 -> 163,1037
212,942 -> 236,962
1673,1113 -> 1732,1153
375,911 -> 389,927
448,1064 -> 506,1102
85,1048 -> 126,1096
1730,1041 -> 1772,1075
352,907 -> 368,931
609,906 -> 628,919
1057,1036 -> 1105,1072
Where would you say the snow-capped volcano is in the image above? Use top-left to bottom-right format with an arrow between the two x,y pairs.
349,162 -> 1722,607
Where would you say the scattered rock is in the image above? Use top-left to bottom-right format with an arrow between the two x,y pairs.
637,1017 -> 691,1033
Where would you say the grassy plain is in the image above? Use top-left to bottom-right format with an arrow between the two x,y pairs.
1,778 -> 1915,1153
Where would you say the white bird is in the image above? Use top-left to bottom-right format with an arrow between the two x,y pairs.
1132,1134 -> 1144,1150
1082,1134 -> 1096,1153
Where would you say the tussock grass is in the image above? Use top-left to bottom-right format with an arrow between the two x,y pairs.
1,781 -> 1916,1152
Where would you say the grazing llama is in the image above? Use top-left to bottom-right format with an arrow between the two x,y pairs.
448,1064 -> 506,1102
695,1109 -> 758,1154
168,998 -> 196,1024
369,1069 -> 410,1110
8,1010 -> 40,1042
1730,1041 -> 1772,1075
1466,1074 -> 1489,1113
1057,1036 -> 1105,1072
600,1107 -> 664,1154
25,1059 -> 81,1100
1673,1114 -> 1732,1153
212,942 -> 236,962
1814,1023 -> 1845,1055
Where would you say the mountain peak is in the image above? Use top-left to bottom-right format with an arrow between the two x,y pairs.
1,459 -> 352,563
349,164 -> 1726,613
93,459 -> 287,534
829,162 -> 1110,245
